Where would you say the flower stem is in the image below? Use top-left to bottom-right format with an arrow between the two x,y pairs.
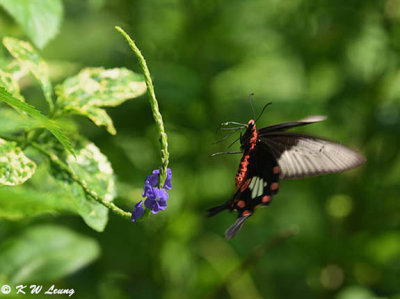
30,142 -> 131,220
115,26 -> 170,188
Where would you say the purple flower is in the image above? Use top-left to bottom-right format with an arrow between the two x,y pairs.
142,176 -> 153,198
149,169 -> 160,186
131,200 -> 144,222
164,168 -> 172,190
138,167 -> 172,216
144,187 -> 169,214
142,168 -> 172,198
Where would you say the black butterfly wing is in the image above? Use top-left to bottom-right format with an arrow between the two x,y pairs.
258,115 -> 326,133
225,143 -> 280,239
210,114 -> 365,239
260,132 -> 366,179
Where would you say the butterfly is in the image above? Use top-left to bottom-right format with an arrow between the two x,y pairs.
208,109 -> 366,239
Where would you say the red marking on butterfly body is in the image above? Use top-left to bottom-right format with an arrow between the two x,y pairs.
235,120 -> 258,187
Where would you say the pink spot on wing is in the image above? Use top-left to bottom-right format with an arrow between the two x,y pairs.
273,166 -> 280,174
262,195 -> 271,203
270,183 -> 279,191
237,200 -> 246,209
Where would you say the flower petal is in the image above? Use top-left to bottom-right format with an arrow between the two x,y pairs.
164,168 -> 172,190
151,202 -> 160,214
158,188 -> 169,201
131,200 -> 144,222
142,176 -> 152,197
149,169 -> 160,186
144,197 -> 156,210
158,199 -> 167,210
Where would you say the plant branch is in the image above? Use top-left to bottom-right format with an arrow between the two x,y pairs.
115,26 -> 170,188
30,142 -> 131,220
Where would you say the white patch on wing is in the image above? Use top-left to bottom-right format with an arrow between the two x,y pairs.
250,177 -> 264,199
251,177 -> 259,199
257,179 -> 264,198
298,115 -> 327,123
249,178 -> 257,190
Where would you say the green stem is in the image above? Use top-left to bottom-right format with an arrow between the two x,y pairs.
30,142 -> 131,221
115,26 -> 170,188
23,128 -> 45,149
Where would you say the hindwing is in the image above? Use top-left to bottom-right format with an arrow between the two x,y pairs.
225,144 -> 280,239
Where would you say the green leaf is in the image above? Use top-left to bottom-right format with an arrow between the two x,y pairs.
0,0 -> 63,49
70,105 -> 116,135
0,86 -> 74,155
56,67 -> 146,134
0,138 -> 36,186
2,36 -> 53,110
0,185 -> 75,220
54,140 -> 116,232
0,225 -> 100,284
0,109 -> 39,134
0,164 -> 76,219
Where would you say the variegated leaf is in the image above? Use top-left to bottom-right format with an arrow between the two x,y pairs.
54,140 -> 116,231
0,138 -> 36,186
2,37 -> 53,107
0,69 -> 24,101
70,105 -> 116,135
56,67 -> 146,134
0,60 -> 27,102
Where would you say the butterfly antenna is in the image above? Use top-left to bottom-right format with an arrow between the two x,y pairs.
255,102 -> 272,123
249,93 -> 255,119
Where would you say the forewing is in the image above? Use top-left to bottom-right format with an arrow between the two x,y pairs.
260,132 -> 365,179
258,115 -> 326,134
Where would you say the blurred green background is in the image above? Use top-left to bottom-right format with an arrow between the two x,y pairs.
1,0 -> 400,298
